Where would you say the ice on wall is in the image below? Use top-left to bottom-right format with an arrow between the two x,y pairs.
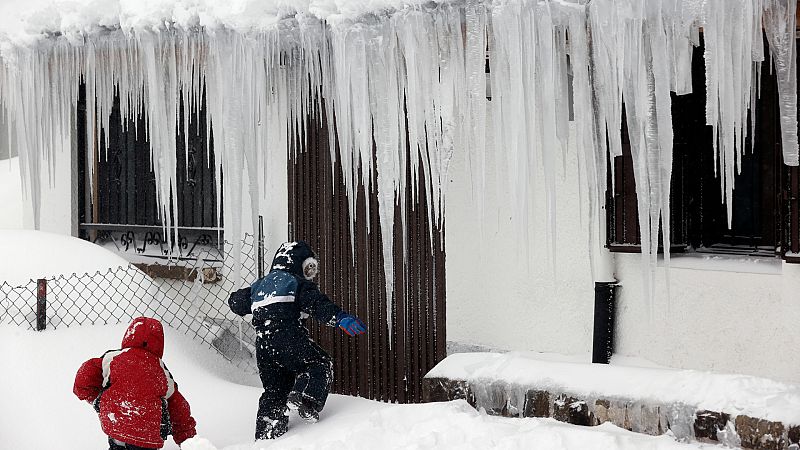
0,0 -> 797,317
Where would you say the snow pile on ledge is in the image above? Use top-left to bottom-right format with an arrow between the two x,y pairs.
427,352 -> 800,426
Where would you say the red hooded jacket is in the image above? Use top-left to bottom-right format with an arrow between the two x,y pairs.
73,317 -> 197,448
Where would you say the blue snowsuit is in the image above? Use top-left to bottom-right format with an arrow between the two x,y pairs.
228,241 -> 343,439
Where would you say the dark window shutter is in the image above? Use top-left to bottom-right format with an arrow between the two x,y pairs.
785,166 -> 800,262
606,110 -> 641,251
605,105 -> 689,253
781,37 -> 800,263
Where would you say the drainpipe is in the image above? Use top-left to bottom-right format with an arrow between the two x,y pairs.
592,235 -> 617,364
587,2 -> 619,364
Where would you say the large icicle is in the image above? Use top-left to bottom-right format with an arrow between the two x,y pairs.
763,0 -> 799,166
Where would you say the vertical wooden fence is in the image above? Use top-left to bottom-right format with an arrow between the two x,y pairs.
288,104 -> 447,404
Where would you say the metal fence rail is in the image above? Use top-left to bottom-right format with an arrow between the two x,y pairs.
0,236 -> 260,374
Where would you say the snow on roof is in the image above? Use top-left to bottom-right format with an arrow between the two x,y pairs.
0,0 -> 442,44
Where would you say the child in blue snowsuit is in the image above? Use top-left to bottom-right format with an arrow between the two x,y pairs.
228,241 -> 366,440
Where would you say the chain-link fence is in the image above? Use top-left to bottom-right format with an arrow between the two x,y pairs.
0,235 -> 262,374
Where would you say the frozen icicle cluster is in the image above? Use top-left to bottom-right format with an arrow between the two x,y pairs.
488,0 -> 586,266
0,25 -> 328,287
319,5 -> 468,331
590,0 -> 798,306
589,0 -> 692,308
0,0 -> 797,318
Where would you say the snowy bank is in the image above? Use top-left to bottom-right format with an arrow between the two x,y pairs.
0,230 -> 131,286
0,323 -> 722,450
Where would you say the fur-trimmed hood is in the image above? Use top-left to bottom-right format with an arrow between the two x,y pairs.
270,241 -> 316,278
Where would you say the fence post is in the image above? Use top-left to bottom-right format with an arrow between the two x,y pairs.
36,279 -> 47,331
258,215 -> 265,279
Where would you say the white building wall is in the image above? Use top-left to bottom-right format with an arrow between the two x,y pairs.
0,112 -> 23,229
615,254 -> 800,384
445,118 -> 800,384
445,119 -> 596,356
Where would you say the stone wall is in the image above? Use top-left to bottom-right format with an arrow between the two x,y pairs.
422,377 -> 800,450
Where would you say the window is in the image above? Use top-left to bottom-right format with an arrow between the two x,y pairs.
77,84 -> 222,262
607,39 -> 797,260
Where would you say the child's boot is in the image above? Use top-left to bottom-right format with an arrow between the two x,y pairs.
255,413 -> 288,440
287,392 -> 320,423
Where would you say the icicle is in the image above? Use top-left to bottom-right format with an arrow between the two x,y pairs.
464,0 -> 488,245
702,0 -> 762,226
365,17 -> 403,337
763,0 -> 799,166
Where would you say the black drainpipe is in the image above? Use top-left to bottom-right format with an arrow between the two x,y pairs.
592,281 -> 618,364
586,1 -> 618,365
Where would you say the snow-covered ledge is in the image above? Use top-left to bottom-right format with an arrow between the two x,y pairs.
422,352 -> 800,449
661,253 -> 783,275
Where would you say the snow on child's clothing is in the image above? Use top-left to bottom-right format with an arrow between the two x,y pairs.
228,240 -> 366,440
73,317 -> 197,449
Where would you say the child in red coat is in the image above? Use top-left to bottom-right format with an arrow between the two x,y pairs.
73,317 -> 197,449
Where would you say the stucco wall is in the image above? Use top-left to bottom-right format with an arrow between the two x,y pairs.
444,119 -> 596,356
445,115 -> 800,384
615,254 -> 800,384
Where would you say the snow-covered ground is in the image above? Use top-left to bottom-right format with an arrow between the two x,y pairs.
0,323 -> 724,450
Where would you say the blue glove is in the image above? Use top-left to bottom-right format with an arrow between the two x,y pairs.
337,313 -> 366,336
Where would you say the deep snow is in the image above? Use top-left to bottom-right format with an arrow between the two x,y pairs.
0,323 -> 726,450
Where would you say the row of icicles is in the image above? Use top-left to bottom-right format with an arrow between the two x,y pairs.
0,0 -> 796,323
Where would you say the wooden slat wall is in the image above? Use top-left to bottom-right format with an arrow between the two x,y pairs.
288,102 -> 447,403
